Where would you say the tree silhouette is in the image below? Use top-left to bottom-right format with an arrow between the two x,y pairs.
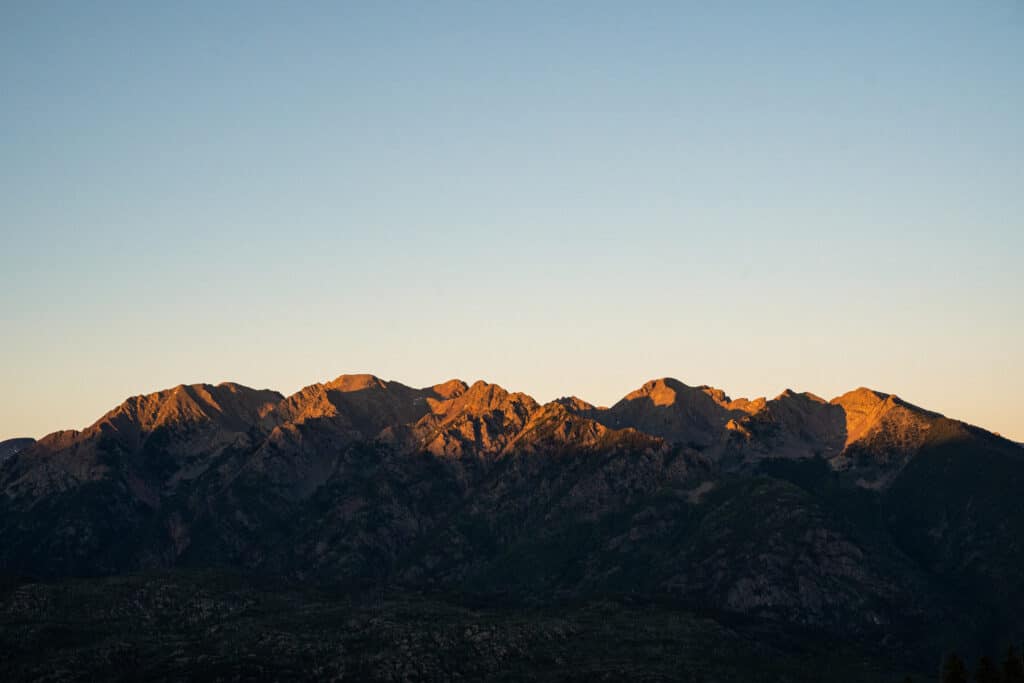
942,653 -> 969,683
1004,646 -> 1024,683
975,655 -> 999,683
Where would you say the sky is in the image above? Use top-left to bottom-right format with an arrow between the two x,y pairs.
1,2 -> 1022,441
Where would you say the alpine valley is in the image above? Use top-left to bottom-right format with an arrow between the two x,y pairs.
2,374 -> 1022,681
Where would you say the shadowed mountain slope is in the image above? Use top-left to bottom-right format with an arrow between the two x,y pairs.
0,438 -> 33,464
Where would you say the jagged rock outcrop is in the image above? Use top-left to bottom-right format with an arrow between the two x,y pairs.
411,380 -> 539,457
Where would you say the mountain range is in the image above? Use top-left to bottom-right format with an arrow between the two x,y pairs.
2,373 -> 1023,679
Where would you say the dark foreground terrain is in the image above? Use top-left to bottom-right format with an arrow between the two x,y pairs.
0,571 -> 924,682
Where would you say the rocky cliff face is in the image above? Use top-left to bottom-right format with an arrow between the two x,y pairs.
1,373 -> 1021,648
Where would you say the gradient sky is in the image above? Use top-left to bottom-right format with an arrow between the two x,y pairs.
2,2 -> 1022,441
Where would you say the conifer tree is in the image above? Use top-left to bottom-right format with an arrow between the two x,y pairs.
1004,645 -> 1024,683
975,655 -> 999,683
942,653 -> 969,683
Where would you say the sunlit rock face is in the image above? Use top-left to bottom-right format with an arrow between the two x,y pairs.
1,372 -> 1022,645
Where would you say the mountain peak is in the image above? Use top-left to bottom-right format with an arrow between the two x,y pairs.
268,375 -> 442,443
625,377 -> 691,406
553,396 -> 597,413
602,378 -> 746,448
833,386 -> 889,400
774,388 -> 827,404
454,380 -> 537,413
430,379 -> 469,399
92,383 -> 282,438
826,387 -> 953,486
412,380 -> 539,457
325,373 -> 388,392
619,378 -> 743,408
830,387 -> 895,443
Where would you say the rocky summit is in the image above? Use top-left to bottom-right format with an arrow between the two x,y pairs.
2,373 -> 1023,681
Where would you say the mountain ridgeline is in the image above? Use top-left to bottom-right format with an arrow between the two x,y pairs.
2,374 -> 1023,668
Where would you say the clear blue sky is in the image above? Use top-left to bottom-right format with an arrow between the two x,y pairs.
2,2 -> 1022,441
